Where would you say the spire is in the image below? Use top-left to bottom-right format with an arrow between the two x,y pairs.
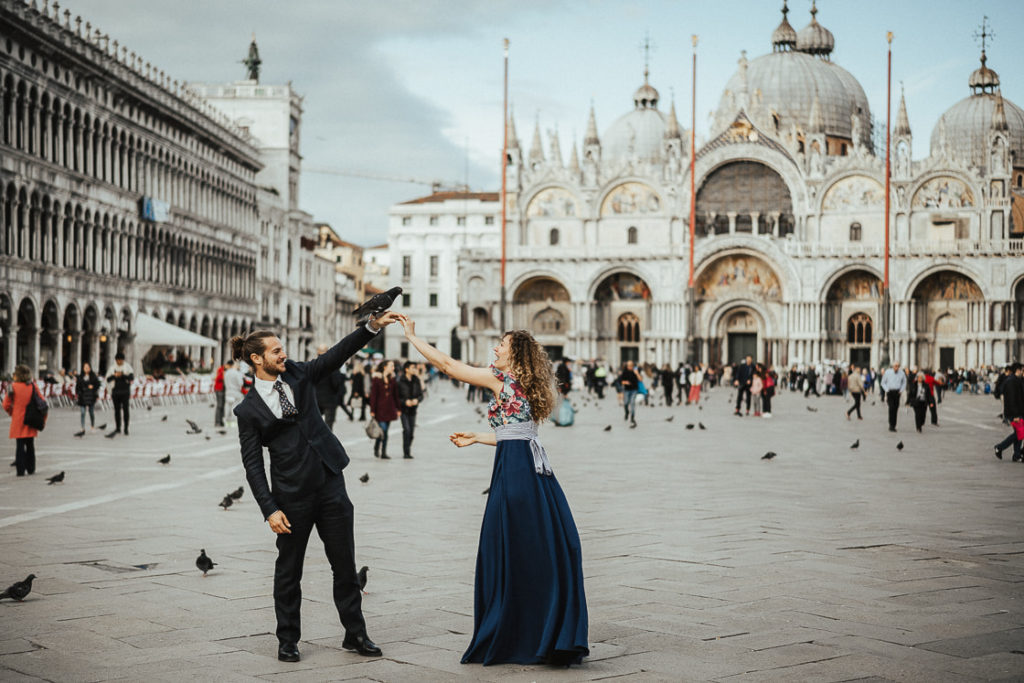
549,128 -> 563,167
894,85 -> 911,137
665,99 -> 682,139
991,90 -> 1009,132
808,92 -> 824,133
795,0 -> 834,59
528,117 -> 545,165
242,33 -> 261,82
508,107 -> 520,150
569,140 -> 580,171
969,16 -> 1000,94
584,103 -> 600,146
771,0 -> 797,52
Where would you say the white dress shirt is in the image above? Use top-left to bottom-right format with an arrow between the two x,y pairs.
254,377 -> 296,419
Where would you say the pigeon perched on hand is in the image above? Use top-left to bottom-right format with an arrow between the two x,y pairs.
229,486 -> 244,500
0,574 -> 36,601
47,471 -> 65,485
219,495 -> 233,510
196,549 -> 216,577
158,455 -> 171,464
357,566 -> 369,593
359,473 -> 370,484
353,286 -> 402,319
850,440 -> 859,450
761,451 -> 777,460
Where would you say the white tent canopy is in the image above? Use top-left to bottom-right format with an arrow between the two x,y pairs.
133,313 -> 217,348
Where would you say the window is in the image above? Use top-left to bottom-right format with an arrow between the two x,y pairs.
401,216 -> 411,226
627,226 -> 638,244
617,312 -> 641,342
402,255 -> 411,278
429,255 -> 438,277
549,228 -> 560,245
456,216 -> 466,226
840,143 -> 848,156
849,222 -> 862,241
401,293 -> 411,307
400,342 -> 409,358
429,215 -> 438,226
847,313 -> 872,344
485,215 -> 495,225
335,255 -> 342,263
429,293 -> 438,307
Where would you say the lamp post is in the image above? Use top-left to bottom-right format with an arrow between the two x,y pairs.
880,31 -> 893,368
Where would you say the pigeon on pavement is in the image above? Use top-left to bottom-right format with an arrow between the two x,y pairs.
46,471 -> 65,485
357,566 -> 369,593
73,430 -> 84,438
229,486 -> 244,500
686,423 -> 695,430
158,455 -> 171,464
359,473 -> 370,484
185,419 -> 202,434
850,440 -> 859,450
806,406 -> 818,412
603,425 -> 612,432
761,451 -> 777,460
0,574 -> 36,601
196,549 -> 216,577
481,486 -> 490,495
897,441 -> 904,451
161,415 -> 168,422
699,422 -> 706,430
665,416 -> 674,423
353,286 -> 402,319
219,495 -> 233,510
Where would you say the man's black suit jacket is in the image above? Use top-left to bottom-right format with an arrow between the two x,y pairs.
234,326 -> 376,520
735,362 -> 754,386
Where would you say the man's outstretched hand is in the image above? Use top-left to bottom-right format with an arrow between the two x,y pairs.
268,510 -> 292,534
368,311 -> 402,331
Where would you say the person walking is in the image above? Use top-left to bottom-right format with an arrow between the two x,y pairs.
994,363 -> 1023,461
348,362 -> 367,421
398,316 -> 588,667
232,313 -> 400,663
75,362 -> 101,434
617,361 -> 642,427
105,353 -> 134,438
881,362 -> 907,432
846,365 -> 865,420
593,363 -> 607,399
910,372 -> 935,433
688,364 -> 704,405
314,344 -> 348,432
923,369 -> 940,426
213,362 -> 227,427
4,364 -> 43,476
733,356 -> 754,415
556,358 -> 572,397
368,360 -> 400,459
396,360 -> 423,459
762,366 -> 775,417
221,360 -> 245,427
750,366 -> 764,417
659,363 -> 675,406
804,365 -> 821,398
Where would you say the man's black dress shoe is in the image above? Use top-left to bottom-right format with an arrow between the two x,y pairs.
342,633 -> 382,657
278,643 -> 300,662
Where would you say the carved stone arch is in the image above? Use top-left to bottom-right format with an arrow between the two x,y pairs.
908,171 -> 980,211
596,177 -> 666,217
902,262 -> 989,302
818,172 -> 889,214
693,242 -> 796,302
586,263 -> 656,302
691,141 -> 807,219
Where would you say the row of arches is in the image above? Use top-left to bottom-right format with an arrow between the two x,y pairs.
0,291 -> 255,377
1,67 -> 257,227
0,179 -> 255,297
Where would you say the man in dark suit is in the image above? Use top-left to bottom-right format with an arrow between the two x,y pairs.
733,355 -> 754,416
994,363 -> 1023,461
233,312 -> 400,663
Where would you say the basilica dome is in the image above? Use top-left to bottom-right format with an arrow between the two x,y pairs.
714,3 -> 871,148
602,74 -> 667,162
930,53 -> 1024,169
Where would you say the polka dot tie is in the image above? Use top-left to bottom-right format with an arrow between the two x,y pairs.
274,380 -> 299,418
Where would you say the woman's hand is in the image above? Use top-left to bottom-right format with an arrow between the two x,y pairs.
449,431 -> 477,447
398,315 -> 416,340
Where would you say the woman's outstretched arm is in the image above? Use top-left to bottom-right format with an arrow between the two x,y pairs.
399,316 -> 503,394
450,431 -> 498,447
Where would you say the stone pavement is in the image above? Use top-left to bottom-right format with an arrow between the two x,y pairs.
0,382 -> 1022,682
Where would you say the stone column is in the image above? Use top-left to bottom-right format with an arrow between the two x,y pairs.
2,330 -> 15,377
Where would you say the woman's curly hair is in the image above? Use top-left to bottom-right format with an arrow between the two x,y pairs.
503,330 -> 556,423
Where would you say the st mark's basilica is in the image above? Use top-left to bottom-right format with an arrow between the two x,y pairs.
457,2 -> 1024,371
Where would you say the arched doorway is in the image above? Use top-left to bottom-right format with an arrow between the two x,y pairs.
911,271 -> 983,370
825,270 -> 882,366
513,276 -> 570,360
16,298 -> 37,370
594,272 -> 652,366
695,254 -> 782,364
0,294 -> 12,375
62,303 -> 80,372
39,300 -> 60,373
81,305 -> 98,370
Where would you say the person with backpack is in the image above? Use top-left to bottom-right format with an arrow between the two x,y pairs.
4,364 -> 45,476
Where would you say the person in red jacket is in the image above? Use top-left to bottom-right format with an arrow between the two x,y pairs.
213,363 -> 227,427
368,360 -> 401,459
4,364 -> 44,476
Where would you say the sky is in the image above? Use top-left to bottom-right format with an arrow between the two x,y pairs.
64,0 -> 1024,246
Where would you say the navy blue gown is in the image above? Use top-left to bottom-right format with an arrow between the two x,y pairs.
462,367 -> 589,666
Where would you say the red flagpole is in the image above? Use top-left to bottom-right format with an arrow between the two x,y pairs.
688,35 -> 697,289
499,38 -> 509,332
882,31 -> 892,367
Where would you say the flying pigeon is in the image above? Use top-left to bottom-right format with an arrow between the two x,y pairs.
685,423 -> 695,430
896,441 -> 904,451
195,549 -> 216,577
185,419 -> 202,434
158,454 -> 171,464
850,440 -> 859,450
0,574 -> 36,601
357,565 -> 369,594
603,425 -> 612,432
699,422 -> 706,430
353,286 -> 402,319
761,451 -> 777,460
359,473 -> 370,484
219,495 -> 233,510
46,471 -> 65,485
665,416 -> 674,423
229,486 -> 244,500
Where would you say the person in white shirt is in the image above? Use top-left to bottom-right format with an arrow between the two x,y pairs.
880,362 -> 907,432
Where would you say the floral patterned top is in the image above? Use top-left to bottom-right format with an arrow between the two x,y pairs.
487,365 -> 533,427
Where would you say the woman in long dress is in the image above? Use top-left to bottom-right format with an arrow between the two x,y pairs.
399,316 -> 589,666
